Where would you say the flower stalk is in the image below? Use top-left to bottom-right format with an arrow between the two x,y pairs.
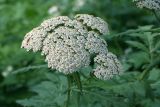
65,75 -> 72,107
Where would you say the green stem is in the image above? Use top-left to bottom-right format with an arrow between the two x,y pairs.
77,91 -> 80,107
65,75 -> 71,107
73,72 -> 82,93
73,72 -> 82,107
139,35 -> 159,80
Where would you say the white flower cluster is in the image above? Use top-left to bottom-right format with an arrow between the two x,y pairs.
133,0 -> 160,10
93,53 -> 122,80
21,14 -> 122,80
85,31 -> 108,54
75,14 -> 109,35
42,27 -> 90,74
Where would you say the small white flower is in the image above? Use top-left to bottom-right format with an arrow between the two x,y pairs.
133,0 -> 160,10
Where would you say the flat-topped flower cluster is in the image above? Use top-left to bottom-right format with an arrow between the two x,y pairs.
21,14 -> 122,80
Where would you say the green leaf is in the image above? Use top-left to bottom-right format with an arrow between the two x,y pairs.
148,69 -> 160,81
151,80 -> 160,96
141,99 -> 160,107
126,41 -> 148,52
109,81 -> 146,98
17,74 -> 67,107
138,25 -> 153,31
127,51 -> 150,69
154,40 -> 160,51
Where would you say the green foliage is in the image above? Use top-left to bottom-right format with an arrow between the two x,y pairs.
0,0 -> 160,107
17,73 -> 67,107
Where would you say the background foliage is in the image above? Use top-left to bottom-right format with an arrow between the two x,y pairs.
0,0 -> 160,107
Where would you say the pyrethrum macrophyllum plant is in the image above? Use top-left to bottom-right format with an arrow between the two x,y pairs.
21,14 -> 122,106
21,14 -> 122,80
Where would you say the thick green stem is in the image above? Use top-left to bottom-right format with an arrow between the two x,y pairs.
73,72 -> 82,107
76,72 -> 81,107
73,72 -> 82,93
65,75 -> 71,107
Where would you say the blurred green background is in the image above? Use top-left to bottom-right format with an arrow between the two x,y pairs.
0,0 -> 160,107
